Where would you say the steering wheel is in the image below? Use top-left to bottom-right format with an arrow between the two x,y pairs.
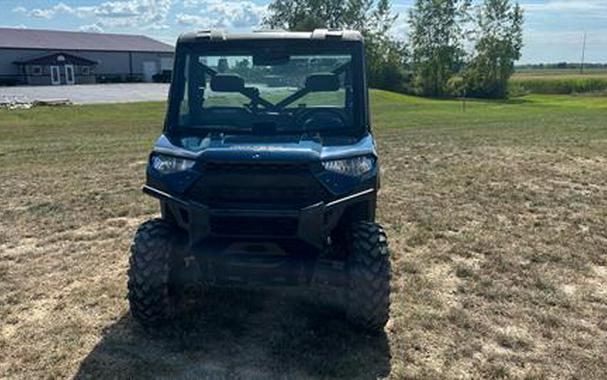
294,108 -> 347,130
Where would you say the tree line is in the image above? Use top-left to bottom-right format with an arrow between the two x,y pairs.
263,0 -> 524,99
517,63 -> 607,70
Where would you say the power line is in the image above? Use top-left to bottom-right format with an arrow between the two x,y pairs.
580,31 -> 587,74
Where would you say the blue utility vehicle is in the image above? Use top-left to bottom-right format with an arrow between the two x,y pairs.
128,29 -> 390,331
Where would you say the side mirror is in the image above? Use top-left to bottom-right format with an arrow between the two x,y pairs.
210,74 -> 245,92
305,73 -> 340,92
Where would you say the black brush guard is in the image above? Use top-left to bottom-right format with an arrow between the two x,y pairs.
144,185 -> 373,248
142,159 -> 375,286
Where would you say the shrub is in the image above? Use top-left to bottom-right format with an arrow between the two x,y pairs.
446,76 -> 465,97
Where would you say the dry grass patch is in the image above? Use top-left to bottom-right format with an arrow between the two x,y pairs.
1,93 -> 606,379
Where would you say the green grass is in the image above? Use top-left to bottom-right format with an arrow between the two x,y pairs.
514,68 -> 607,77
510,71 -> 607,94
373,90 -> 607,143
1,91 -> 606,379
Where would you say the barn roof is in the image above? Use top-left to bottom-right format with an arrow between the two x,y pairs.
14,51 -> 98,66
0,28 -> 174,53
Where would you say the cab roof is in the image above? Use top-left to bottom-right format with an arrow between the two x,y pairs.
177,29 -> 363,44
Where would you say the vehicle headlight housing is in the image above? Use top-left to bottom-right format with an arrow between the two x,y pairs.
322,156 -> 375,177
150,153 -> 195,174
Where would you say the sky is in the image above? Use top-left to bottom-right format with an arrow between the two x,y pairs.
1,0 -> 606,64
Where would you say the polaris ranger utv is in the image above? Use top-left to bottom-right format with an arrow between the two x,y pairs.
128,29 -> 390,331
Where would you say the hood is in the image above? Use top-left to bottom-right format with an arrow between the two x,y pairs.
153,133 -> 376,162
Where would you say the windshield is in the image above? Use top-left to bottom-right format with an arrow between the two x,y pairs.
169,44 -> 364,135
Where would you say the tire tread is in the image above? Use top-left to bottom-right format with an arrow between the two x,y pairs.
127,218 -> 176,326
346,221 -> 391,331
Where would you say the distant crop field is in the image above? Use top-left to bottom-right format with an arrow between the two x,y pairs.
1,92 -> 606,379
513,68 -> 607,77
511,69 -> 607,94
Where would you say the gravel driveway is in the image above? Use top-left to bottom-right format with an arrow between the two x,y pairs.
0,83 -> 170,104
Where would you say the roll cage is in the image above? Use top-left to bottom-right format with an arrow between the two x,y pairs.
164,35 -> 369,137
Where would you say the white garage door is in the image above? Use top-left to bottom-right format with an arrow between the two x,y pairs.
142,61 -> 158,82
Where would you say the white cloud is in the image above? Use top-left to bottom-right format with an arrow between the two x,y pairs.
79,23 -> 104,33
1,23 -> 27,29
144,23 -> 170,31
14,0 -> 173,30
94,3 -> 140,18
179,0 -> 267,29
176,14 -> 213,27
28,9 -> 54,19
13,2 -> 83,19
522,0 -> 607,13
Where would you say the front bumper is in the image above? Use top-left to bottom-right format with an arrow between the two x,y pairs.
143,185 -> 375,249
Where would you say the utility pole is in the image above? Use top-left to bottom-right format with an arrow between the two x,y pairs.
580,31 -> 587,74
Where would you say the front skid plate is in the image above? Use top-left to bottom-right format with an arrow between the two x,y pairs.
178,240 -> 347,287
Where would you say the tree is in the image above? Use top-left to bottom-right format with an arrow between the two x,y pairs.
366,37 -> 410,92
464,0 -> 523,98
343,0 -> 374,31
408,0 -> 471,97
264,0 -> 349,31
365,0 -> 410,92
263,0 -> 410,92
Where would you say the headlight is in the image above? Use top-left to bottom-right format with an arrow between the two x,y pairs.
322,156 -> 375,176
151,154 -> 195,174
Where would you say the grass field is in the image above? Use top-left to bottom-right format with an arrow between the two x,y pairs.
1,91 -> 607,379
510,70 -> 607,95
513,68 -> 607,77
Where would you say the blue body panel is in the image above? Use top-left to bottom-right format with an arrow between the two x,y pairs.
148,132 -> 378,197
152,133 -> 376,161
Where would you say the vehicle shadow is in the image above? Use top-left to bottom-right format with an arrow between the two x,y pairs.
74,288 -> 391,380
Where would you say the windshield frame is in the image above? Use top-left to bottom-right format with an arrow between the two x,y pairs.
164,38 -> 368,137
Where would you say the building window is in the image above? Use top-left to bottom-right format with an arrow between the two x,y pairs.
31,65 -> 42,76
81,66 -> 90,75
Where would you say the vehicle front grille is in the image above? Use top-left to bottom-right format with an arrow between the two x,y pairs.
203,162 -> 310,174
203,185 -> 318,204
187,161 -> 330,207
